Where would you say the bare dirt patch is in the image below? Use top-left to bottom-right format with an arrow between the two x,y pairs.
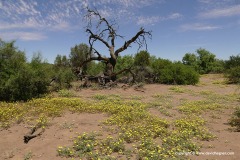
0,113 -> 108,160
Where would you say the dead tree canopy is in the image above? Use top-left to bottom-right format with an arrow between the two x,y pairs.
80,7 -> 152,83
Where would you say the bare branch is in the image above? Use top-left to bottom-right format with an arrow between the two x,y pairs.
110,66 -> 135,83
115,28 -> 152,57
80,56 -> 108,68
86,29 -> 110,49
85,7 -> 119,51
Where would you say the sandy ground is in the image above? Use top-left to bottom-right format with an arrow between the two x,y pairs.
0,74 -> 239,160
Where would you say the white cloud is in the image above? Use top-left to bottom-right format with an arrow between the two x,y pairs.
136,12 -> 182,26
180,23 -> 221,31
199,4 -> 240,18
0,0 -> 166,40
51,22 -> 72,31
137,16 -> 160,26
0,31 -> 46,41
167,13 -> 183,20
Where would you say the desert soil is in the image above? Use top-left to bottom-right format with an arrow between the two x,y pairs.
0,74 -> 239,160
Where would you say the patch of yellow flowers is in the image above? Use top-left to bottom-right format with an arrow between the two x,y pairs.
0,96 -> 220,159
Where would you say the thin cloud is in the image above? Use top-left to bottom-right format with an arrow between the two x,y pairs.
199,4 -> 240,18
137,13 -> 183,26
137,16 -> 160,26
167,13 -> 183,20
0,31 -> 47,41
0,0 -> 165,40
0,0 -> 84,30
180,23 -> 221,31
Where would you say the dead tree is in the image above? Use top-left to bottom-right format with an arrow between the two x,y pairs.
80,7 -> 152,84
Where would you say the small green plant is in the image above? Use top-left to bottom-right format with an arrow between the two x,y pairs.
229,107 -> 240,131
58,89 -> 74,97
130,95 -> 143,100
169,86 -> 186,93
24,151 -> 33,160
35,115 -> 49,129
92,94 -> 108,100
178,100 -> 222,114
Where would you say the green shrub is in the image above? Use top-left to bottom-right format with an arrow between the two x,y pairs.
158,63 -> 199,85
225,54 -> 240,69
51,68 -> 75,91
229,107 -> 240,131
58,89 -> 74,97
134,50 -> 150,67
0,40 -> 52,101
211,59 -> 225,73
226,66 -> 240,84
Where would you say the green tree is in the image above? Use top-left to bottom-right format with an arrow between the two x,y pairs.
225,54 -> 240,84
62,55 -> 69,67
115,55 -> 134,72
225,54 -> 240,69
196,48 -> 216,74
226,66 -> 240,84
52,54 -> 75,90
86,61 -> 105,75
150,58 -> 172,83
69,43 -> 89,73
0,39 -> 26,90
182,53 -> 198,71
134,50 -> 150,67
54,54 -> 70,68
182,48 -> 218,74
211,59 -> 225,73
54,54 -> 62,67
30,52 -> 52,96
0,40 -> 50,101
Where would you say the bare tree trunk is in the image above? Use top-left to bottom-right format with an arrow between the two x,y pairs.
80,7 -> 151,84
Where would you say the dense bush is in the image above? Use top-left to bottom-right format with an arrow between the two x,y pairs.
115,55 -> 134,72
211,59 -> 225,73
225,54 -> 240,69
0,40 -> 58,101
158,63 -> 199,85
182,48 -> 224,74
226,66 -> 240,84
134,50 -> 150,67
86,61 -> 105,75
224,54 -> 240,84
150,57 -> 172,82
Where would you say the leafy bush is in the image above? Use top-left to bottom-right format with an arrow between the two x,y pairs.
224,55 -> 240,84
86,61 -> 105,75
58,89 -> 74,97
225,54 -> 240,69
134,50 -> 150,67
51,68 -> 75,91
158,63 -> 199,85
211,59 -> 225,73
115,55 -> 134,72
1,64 -> 33,101
134,66 -> 154,83
182,48 -> 220,74
0,40 -> 53,101
150,58 -> 172,83
226,66 -> 240,84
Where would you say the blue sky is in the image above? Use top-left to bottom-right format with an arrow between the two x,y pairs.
0,0 -> 240,63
